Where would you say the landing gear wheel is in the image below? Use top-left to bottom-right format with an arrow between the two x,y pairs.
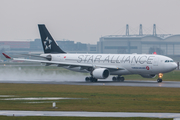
85,77 -> 90,82
121,77 -> 125,82
90,77 -> 97,82
157,78 -> 162,83
117,77 -> 121,81
112,76 -> 125,82
117,77 -> 125,82
112,77 -> 117,81
90,77 -> 93,82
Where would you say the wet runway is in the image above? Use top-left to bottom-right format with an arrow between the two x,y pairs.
0,80 -> 180,88
0,110 -> 180,118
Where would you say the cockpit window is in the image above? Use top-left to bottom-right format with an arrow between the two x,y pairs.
165,60 -> 174,62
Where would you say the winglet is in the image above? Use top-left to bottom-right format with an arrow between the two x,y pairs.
2,53 -> 11,59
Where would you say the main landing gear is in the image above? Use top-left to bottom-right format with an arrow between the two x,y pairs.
85,68 -> 98,82
157,73 -> 163,83
85,77 -> 97,82
112,76 -> 125,82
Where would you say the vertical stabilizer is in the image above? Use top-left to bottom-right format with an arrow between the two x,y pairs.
38,24 -> 66,54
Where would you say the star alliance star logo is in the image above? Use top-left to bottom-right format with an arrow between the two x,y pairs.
44,37 -> 52,50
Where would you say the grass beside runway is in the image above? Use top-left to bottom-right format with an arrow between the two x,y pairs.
0,83 -> 180,113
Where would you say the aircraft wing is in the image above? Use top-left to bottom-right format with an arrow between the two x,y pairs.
12,58 -> 124,70
2,53 -> 124,71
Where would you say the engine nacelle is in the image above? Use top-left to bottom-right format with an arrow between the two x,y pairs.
92,68 -> 109,79
40,54 -> 52,61
140,74 -> 156,78
46,55 -> 52,61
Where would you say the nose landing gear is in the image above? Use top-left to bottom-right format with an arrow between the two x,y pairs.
157,73 -> 163,83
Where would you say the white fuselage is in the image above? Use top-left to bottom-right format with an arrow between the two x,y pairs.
41,53 -> 177,76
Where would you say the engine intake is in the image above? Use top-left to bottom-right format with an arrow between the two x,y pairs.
46,55 -> 52,61
92,68 -> 109,79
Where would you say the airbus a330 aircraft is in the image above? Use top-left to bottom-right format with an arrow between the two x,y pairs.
2,24 -> 177,83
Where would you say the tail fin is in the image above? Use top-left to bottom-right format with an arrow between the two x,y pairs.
38,24 -> 66,54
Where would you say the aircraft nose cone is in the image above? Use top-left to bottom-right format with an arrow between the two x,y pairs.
163,62 -> 177,73
172,62 -> 178,70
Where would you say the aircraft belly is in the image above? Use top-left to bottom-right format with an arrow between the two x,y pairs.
110,69 -> 131,75
64,67 -> 89,73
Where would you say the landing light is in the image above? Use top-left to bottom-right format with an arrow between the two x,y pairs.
158,73 -> 163,78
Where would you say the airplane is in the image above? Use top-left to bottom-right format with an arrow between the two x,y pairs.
2,24 -> 177,83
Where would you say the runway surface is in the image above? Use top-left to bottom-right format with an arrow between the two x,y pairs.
1,80 -> 180,118
0,110 -> 180,118
0,80 -> 180,88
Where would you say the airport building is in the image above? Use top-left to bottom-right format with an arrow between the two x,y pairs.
0,24 -> 180,57
0,39 -> 97,55
97,24 -> 180,56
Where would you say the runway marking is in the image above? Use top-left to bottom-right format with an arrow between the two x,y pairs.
0,95 -> 16,97
2,97 -> 84,101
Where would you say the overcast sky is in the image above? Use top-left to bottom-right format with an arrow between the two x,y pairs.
0,0 -> 180,44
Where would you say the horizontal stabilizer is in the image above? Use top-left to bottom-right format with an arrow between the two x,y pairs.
2,53 -> 11,59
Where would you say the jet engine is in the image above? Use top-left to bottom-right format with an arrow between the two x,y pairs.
40,54 -> 52,61
92,68 -> 110,79
46,55 -> 52,61
140,74 -> 156,78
